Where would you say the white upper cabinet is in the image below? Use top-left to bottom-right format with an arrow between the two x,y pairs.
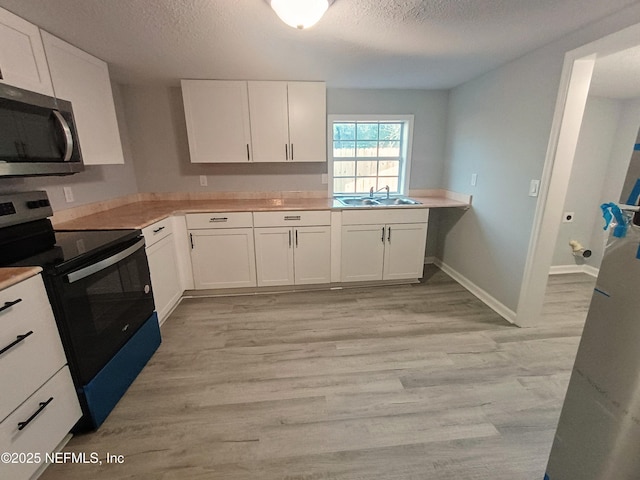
247,81 -> 290,162
287,82 -> 327,162
248,81 -> 326,162
0,7 -> 53,95
181,80 -> 252,163
182,80 -> 326,163
41,31 -> 124,165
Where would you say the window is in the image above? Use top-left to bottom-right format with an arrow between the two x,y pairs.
329,115 -> 413,196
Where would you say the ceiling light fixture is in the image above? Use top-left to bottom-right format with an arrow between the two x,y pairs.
266,0 -> 333,30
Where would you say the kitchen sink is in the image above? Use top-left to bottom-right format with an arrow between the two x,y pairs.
375,197 -> 421,205
335,196 -> 422,207
338,197 -> 382,206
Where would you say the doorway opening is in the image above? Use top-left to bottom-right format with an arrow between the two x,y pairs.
517,22 -> 640,327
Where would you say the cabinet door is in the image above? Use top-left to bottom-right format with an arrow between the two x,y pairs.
294,226 -> 331,285
248,81 -> 289,162
181,80 -> 252,163
190,228 -> 257,289
287,82 -> 326,162
254,227 -> 295,286
146,234 -> 182,325
0,8 -> 53,95
383,223 -> 428,280
341,224 -> 385,282
42,32 -> 124,165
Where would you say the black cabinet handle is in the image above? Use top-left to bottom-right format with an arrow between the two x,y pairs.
0,330 -> 33,356
0,298 -> 22,314
388,226 -> 391,242
381,227 -> 385,243
295,229 -> 298,247
18,397 -> 53,431
152,226 -> 165,234
190,233 -> 194,249
246,143 -> 250,161
285,144 -> 288,161
291,143 -> 294,161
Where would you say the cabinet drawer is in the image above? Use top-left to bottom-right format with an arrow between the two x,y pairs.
341,208 -> 429,225
0,275 -> 68,422
253,210 -> 330,227
0,367 -> 81,480
186,212 -> 253,229
142,217 -> 173,247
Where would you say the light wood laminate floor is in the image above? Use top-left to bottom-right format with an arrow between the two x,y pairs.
40,268 -> 595,480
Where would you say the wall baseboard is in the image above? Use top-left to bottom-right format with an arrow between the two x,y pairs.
549,264 -> 599,277
433,259 -> 517,324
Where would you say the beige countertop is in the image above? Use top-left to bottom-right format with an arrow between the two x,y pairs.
0,267 -> 42,291
54,196 -> 469,231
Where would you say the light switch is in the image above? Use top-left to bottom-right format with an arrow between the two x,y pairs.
199,175 -> 207,187
321,174 -> 328,185
471,173 -> 477,186
529,179 -> 540,197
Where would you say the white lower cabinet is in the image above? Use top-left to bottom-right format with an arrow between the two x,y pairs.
340,209 -> 429,282
253,211 -> 331,287
0,274 -> 81,480
254,226 -> 331,287
187,213 -> 257,289
143,218 -> 183,325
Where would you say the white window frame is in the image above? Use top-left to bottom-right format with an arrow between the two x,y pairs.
327,114 -> 414,197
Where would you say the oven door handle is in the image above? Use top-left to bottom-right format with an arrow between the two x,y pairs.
66,238 -> 145,284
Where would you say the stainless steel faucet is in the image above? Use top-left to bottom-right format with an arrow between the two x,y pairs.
369,185 -> 390,199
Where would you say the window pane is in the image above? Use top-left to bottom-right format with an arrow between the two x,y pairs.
356,177 -> 377,193
333,123 -> 355,140
333,141 -> 355,157
334,161 -> 355,177
379,123 -> 401,140
356,141 -> 377,157
334,178 -> 355,194
379,160 -> 399,176
356,123 -> 378,140
379,177 -> 399,193
356,161 -> 378,177
379,141 -> 400,157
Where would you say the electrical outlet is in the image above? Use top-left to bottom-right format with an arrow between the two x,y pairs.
563,212 -> 575,223
63,186 -> 74,203
199,175 -> 207,187
471,173 -> 477,186
321,173 -> 328,185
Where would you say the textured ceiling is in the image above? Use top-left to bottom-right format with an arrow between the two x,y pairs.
0,0 -> 639,88
590,45 -> 640,99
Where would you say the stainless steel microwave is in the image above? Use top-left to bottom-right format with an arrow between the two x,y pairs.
0,83 -> 83,177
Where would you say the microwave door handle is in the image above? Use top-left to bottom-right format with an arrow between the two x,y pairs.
51,110 -> 74,162
66,239 -> 145,284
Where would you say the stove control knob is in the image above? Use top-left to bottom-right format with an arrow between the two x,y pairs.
144,284 -> 150,294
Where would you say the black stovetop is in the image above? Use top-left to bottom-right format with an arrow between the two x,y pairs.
7,227 -> 141,273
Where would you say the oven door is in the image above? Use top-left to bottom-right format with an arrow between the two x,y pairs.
52,237 -> 155,385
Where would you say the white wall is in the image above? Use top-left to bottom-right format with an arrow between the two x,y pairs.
616,100 -> 640,202
438,3 -> 640,314
552,96 -> 622,268
327,89 -> 449,189
121,86 -> 450,195
122,85 -> 328,194
0,83 -> 139,211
